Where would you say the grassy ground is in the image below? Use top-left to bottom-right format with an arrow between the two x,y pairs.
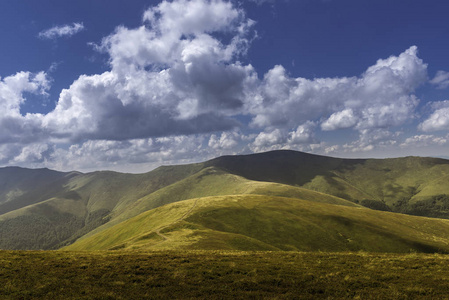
2,250 -> 449,299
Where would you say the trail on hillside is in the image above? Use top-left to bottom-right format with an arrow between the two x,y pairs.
155,199 -> 198,241
330,171 -> 378,200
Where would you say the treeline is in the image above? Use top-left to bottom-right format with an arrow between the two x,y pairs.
59,209 -> 111,248
0,207 -> 113,250
358,194 -> 449,218
0,214 -> 84,250
390,194 -> 449,218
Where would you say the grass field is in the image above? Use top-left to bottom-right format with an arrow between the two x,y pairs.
2,250 -> 449,299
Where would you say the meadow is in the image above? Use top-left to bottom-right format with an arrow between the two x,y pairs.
2,250 -> 449,299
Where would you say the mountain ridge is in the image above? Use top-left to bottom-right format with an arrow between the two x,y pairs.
2,150 -> 449,251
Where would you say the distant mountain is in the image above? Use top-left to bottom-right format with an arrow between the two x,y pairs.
0,167 -> 76,214
0,164 -> 203,250
2,150 -> 449,251
208,150 -> 449,216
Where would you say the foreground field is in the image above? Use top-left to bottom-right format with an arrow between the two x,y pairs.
2,250 -> 449,299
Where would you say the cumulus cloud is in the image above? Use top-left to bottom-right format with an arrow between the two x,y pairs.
33,3 -> 429,146
288,121 -> 316,145
41,0 -> 256,142
253,128 -> 286,149
419,100 -> 449,132
208,131 -> 241,150
38,22 -> 85,39
430,71 -> 449,89
0,71 -> 50,143
249,46 -> 426,135
341,129 -> 400,153
0,0 -> 444,171
401,134 -> 448,147
47,135 -> 213,172
251,121 -> 315,152
321,109 -> 357,131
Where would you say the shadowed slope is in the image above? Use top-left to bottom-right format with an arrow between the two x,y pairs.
0,164 -> 204,250
205,150 -> 349,186
207,151 -> 449,215
0,167 -> 79,215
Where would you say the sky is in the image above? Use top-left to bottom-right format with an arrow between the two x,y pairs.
1,0 -> 449,173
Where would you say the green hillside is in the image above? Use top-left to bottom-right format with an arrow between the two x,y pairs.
65,194 -> 449,253
208,151 -> 449,216
2,150 -> 449,251
64,167 -> 357,243
0,163 -> 204,250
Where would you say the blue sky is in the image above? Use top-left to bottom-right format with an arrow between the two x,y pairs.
1,0 -> 449,172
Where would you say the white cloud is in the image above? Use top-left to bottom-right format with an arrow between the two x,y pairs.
41,0 -> 256,142
249,46 -> 426,134
341,129 -> 400,154
251,122 -> 315,152
321,109 -> 358,131
430,71 -> 449,89
0,0 -> 444,171
38,22 -> 85,39
419,101 -> 449,132
288,121 -> 315,145
142,0 -> 242,38
46,134 -> 216,172
0,71 -> 50,143
401,134 -> 448,147
208,131 -> 240,150
253,128 -> 286,149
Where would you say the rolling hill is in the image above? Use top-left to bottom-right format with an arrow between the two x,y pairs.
64,194 -> 449,253
2,150 -> 449,251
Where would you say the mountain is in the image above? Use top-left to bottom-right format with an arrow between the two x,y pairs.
208,151 -> 449,216
65,194 -> 449,253
0,164 -> 204,250
2,150 -> 449,251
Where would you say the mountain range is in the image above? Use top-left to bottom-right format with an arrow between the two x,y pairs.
2,150 -> 449,252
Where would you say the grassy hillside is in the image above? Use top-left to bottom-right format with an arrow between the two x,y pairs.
0,163 -> 204,250
207,151 -> 449,216
64,167 -> 357,244
65,194 -> 449,253
3,150 -> 449,251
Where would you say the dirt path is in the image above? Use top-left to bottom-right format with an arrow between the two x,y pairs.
155,199 -> 198,241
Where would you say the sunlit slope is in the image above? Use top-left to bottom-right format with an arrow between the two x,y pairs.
76,167 -> 357,241
0,161 -> 352,250
65,195 -> 449,253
